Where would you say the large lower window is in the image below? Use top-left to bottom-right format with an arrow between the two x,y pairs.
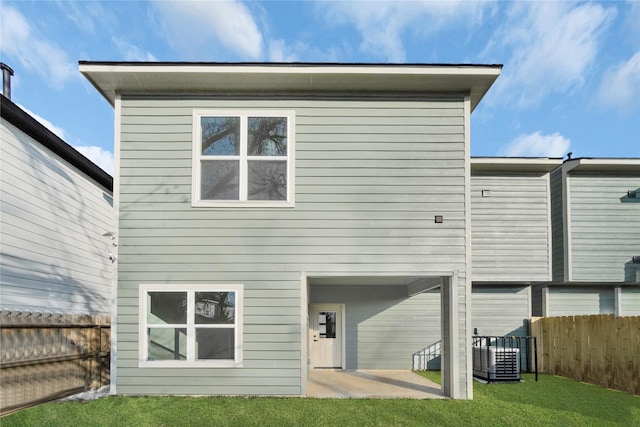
139,284 -> 243,368
192,110 -> 295,207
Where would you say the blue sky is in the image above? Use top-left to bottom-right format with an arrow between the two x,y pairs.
1,0 -> 639,175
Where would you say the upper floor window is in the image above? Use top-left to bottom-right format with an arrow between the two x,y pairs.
192,111 -> 295,207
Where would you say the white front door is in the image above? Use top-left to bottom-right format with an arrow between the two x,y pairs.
309,304 -> 343,369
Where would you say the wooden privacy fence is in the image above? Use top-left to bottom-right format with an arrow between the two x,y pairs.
530,315 -> 639,395
0,311 -> 110,415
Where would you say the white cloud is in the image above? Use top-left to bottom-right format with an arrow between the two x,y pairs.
484,2 -> 616,107
17,104 -> 66,140
72,145 -> 114,175
17,104 -> 113,175
318,0 -> 492,62
0,5 -> 77,88
597,52 -> 640,114
112,37 -> 158,62
268,39 -> 298,62
499,132 -> 571,158
57,1 -> 116,35
153,0 -> 263,60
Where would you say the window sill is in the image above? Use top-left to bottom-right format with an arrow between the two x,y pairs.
139,360 -> 243,369
191,200 -> 295,208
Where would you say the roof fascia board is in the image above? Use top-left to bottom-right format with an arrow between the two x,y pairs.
79,62 -> 502,110
78,62 -> 502,74
471,157 -> 563,173
563,158 -> 640,174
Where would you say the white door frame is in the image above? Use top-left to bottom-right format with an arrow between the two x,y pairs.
308,303 -> 346,370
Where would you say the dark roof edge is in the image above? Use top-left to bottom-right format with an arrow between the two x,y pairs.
1,94 -> 113,192
471,156 -> 563,160
564,156 -> 640,162
78,61 -> 503,69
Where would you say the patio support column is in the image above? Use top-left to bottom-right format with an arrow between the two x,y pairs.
441,274 -> 460,398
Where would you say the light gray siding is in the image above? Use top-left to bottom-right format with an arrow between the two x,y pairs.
117,96 -> 469,395
471,285 -> 530,337
0,119 -> 113,315
472,285 -> 531,371
471,173 -> 551,282
310,285 -> 441,369
619,286 -> 640,316
568,174 -> 640,282
546,286 -> 615,316
550,168 -> 565,281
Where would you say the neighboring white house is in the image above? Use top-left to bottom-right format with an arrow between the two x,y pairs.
470,157 -> 562,339
0,93 -> 114,315
533,158 -> 640,316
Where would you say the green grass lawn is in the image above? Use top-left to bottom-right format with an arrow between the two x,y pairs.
4,373 -> 639,427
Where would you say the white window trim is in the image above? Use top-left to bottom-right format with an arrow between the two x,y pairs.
139,283 -> 244,368
191,110 -> 296,208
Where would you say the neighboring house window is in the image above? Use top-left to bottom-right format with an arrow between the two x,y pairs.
192,111 -> 295,207
139,284 -> 243,368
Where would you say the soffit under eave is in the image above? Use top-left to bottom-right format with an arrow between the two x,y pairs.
80,67 -> 500,110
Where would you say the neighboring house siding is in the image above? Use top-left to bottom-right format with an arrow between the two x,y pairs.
471,285 -> 530,337
0,120 -> 113,315
546,286 -> 615,316
472,285 -> 532,371
310,286 -> 441,370
619,287 -> 640,316
117,96 -> 469,395
568,174 -> 640,282
550,168 -> 564,282
471,174 -> 551,282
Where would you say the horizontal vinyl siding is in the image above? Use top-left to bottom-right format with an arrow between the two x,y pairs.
471,174 -> 551,281
471,286 -> 530,337
569,175 -> 640,282
0,120 -> 113,315
118,96 -> 468,395
619,286 -> 640,316
310,286 -> 441,370
546,286 -> 615,316
471,285 -> 531,370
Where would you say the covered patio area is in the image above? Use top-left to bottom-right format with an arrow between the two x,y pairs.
306,370 -> 445,399
303,272 -> 467,399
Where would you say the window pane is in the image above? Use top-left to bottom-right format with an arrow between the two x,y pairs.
148,292 -> 187,324
148,328 -> 187,360
201,117 -> 240,155
248,160 -> 287,200
248,117 -> 287,156
196,328 -> 234,360
201,160 -> 239,200
319,311 -> 336,339
195,292 -> 235,324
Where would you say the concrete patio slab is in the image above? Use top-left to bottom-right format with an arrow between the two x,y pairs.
306,370 -> 445,399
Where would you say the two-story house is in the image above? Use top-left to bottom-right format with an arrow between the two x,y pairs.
533,158 -> 640,316
80,62 -> 503,399
470,157 -> 562,338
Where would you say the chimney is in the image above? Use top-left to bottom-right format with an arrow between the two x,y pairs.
1,62 -> 14,100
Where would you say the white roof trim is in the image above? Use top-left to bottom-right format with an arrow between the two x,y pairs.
471,157 -> 563,173
564,158 -> 640,174
79,63 -> 501,111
